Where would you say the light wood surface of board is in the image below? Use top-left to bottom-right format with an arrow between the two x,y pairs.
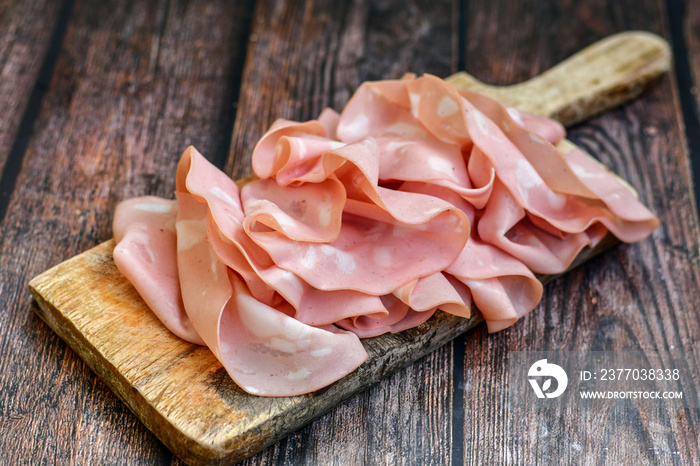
28,31 -> 670,465
447,31 -> 671,126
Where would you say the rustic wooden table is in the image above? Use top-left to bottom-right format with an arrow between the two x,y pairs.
1,0 -> 700,464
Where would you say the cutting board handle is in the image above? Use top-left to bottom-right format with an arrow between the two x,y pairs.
447,31 -> 671,125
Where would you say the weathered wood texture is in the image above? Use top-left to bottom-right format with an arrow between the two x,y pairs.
455,0 -> 700,465
1,0 -> 700,465
226,0 -> 459,179
0,0 -> 63,183
686,0 -> 700,110
0,0 -> 251,463
683,0 -> 700,211
449,31 -> 670,126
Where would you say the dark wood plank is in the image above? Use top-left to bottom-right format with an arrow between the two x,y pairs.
0,0 -> 64,172
0,0 -> 251,463
227,0 -> 460,464
0,0 -> 64,213
683,0 -> 700,108
458,0 -> 700,464
226,0 -> 459,179
681,0 -> 700,210
687,0 -> 700,78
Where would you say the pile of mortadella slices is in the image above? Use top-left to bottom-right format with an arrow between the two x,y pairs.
113,74 -> 658,396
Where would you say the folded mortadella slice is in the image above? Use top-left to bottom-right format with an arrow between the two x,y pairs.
252,119 -> 328,180
459,93 -> 658,272
375,135 -> 494,209
241,177 -> 345,242
177,147 -> 395,327
562,147 -> 659,241
245,135 -> 470,294
113,197 -> 204,345
446,237 -> 543,332
221,274 -> 369,396
459,84 -> 659,236
337,306 -> 438,338
477,181 -> 599,274
393,272 -> 471,317
338,76 -> 472,148
175,192 -> 368,397
247,204 -> 466,295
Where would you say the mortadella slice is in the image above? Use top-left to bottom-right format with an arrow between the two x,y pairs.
113,197 -> 204,345
175,191 -> 368,396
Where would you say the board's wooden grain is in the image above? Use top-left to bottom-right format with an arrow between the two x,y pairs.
29,28 -> 669,465
29,240 -> 480,466
448,31 -> 670,126
0,0 -> 252,463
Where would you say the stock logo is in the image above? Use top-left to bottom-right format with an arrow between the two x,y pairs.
528,359 -> 568,399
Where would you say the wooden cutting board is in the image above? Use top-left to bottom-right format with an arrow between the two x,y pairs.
28,31 -> 670,466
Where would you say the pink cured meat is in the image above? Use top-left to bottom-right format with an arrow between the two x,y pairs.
113,74 -> 658,396
175,192 -> 368,396
113,197 -> 204,345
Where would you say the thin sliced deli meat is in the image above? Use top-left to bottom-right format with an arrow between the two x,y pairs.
113,74 -> 658,396
113,197 -> 204,345
175,192 -> 368,396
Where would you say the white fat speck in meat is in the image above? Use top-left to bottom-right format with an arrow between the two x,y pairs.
342,114 -> 369,140
311,347 -> 333,357
427,155 -> 455,176
269,337 -> 297,354
301,246 -> 317,269
134,203 -> 172,214
295,138 -> 307,158
373,246 -> 393,267
409,92 -> 421,118
437,96 -> 459,117
384,140 -> 412,152
547,190 -> 567,210
209,247 -> 220,280
529,133 -> 546,144
472,108 -> 490,136
507,107 -> 525,126
320,244 -> 357,274
386,123 -> 426,138
287,368 -> 312,380
318,202 -> 333,227
516,159 -> 543,190
176,219 -> 207,252
210,186 -> 239,207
